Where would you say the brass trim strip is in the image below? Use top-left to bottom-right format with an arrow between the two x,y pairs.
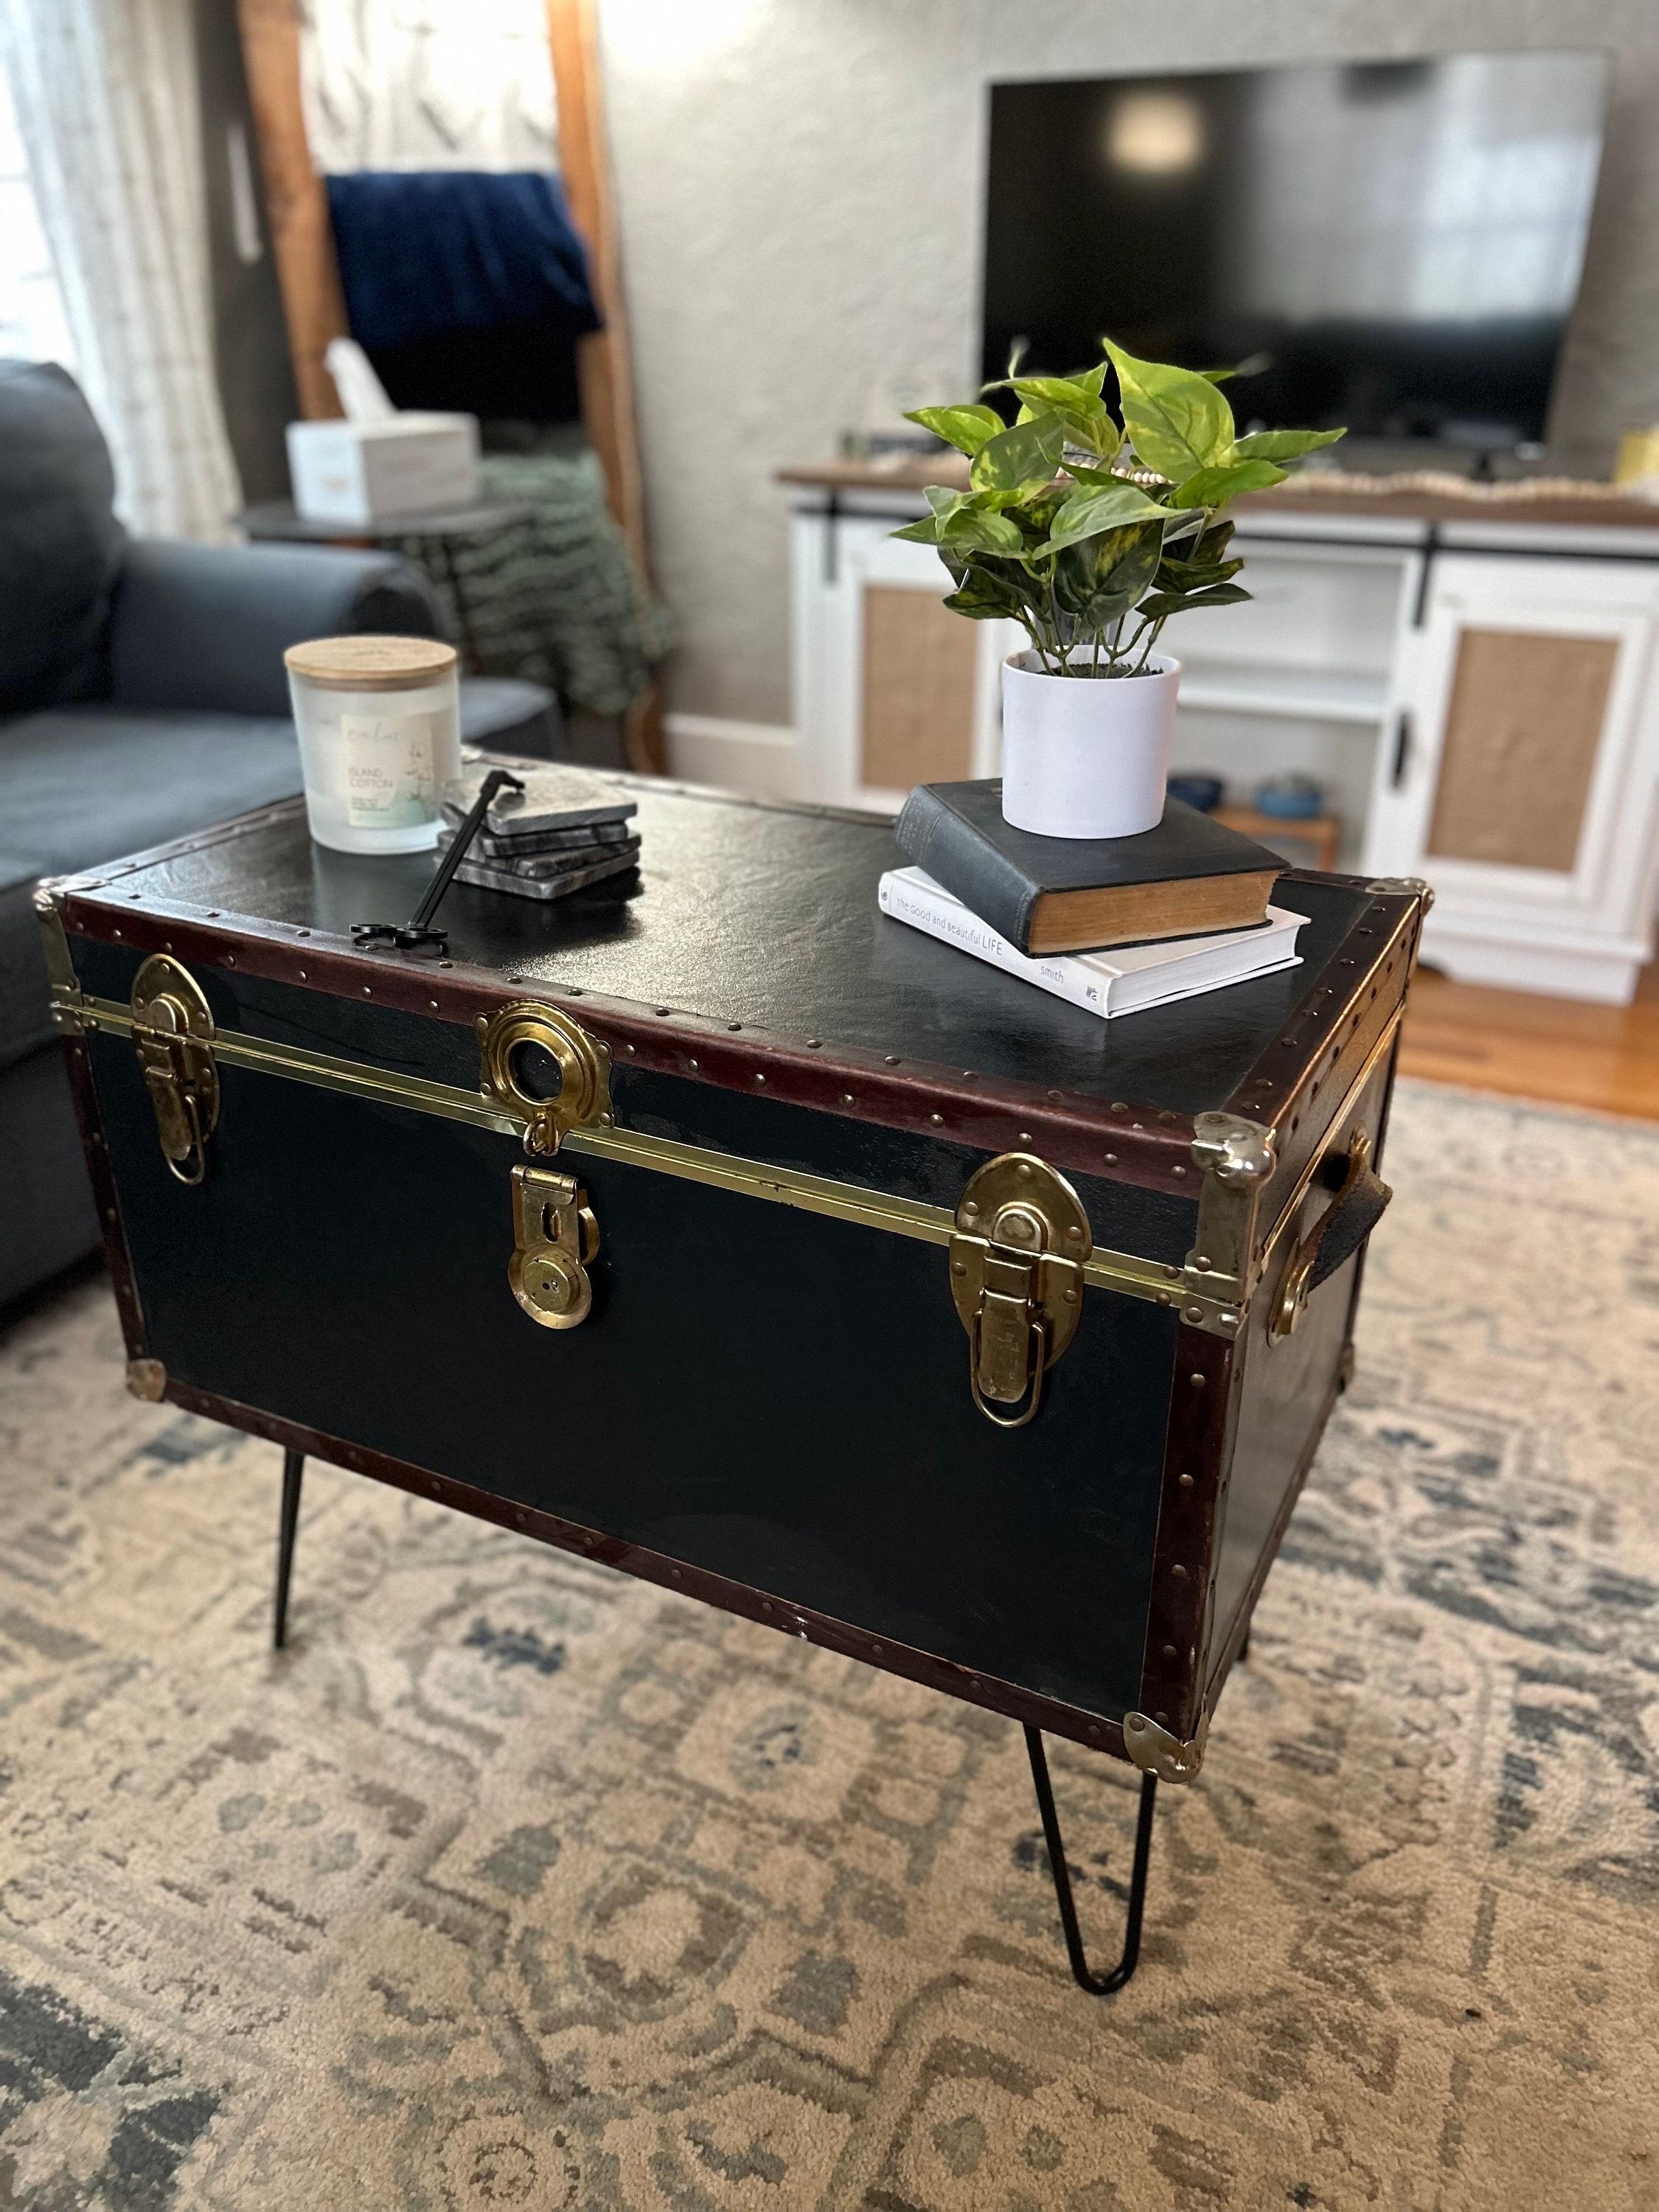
65,993 -> 1232,1328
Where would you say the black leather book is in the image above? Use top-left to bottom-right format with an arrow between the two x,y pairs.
893,781 -> 1284,955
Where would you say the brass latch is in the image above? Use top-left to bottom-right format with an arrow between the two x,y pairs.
130,954 -> 218,1185
509,1164 -> 599,1329
949,1154 -> 1091,1427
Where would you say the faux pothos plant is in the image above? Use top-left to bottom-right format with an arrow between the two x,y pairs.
894,340 -> 1343,676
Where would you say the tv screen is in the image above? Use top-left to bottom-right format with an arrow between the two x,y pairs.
981,52 -> 1610,453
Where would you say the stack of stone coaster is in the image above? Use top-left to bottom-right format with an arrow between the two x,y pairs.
438,765 -> 641,902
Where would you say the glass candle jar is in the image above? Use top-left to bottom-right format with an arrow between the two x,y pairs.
284,635 -> 462,855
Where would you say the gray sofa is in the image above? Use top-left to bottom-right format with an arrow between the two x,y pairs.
0,358 -> 559,1310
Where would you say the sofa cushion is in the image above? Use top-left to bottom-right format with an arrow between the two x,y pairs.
0,685 -> 560,1070
458,676 -> 560,758
0,361 -> 126,717
0,707 -> 307,1071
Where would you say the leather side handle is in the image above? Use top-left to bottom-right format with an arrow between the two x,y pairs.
1270,1130 -> 1391,1340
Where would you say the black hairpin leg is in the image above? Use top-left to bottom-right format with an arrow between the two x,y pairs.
274,1449 -> 305,1651
1237,1627 -> 1251,1664
1024,1725 -> 1158,1995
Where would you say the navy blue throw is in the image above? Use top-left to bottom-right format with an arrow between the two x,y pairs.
325,171 -> 602,355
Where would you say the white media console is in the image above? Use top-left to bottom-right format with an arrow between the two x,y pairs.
778,466 -> 1659,1004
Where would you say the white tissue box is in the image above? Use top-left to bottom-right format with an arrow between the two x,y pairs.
286,412 -> 480,526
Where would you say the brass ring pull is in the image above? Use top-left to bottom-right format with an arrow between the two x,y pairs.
968,1310 -> 1051,1428
1270,1128 -> 1391,1340
477,1001 -> 611,1157
162,1089 -> 209,1186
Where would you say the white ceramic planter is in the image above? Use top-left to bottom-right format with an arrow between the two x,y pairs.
1001,650 -> 1180,840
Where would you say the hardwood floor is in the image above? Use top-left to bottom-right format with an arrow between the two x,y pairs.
1399,958 -> 1659,1120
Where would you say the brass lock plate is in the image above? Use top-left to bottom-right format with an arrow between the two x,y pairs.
479,1001 -> 612,1157
509,1164 -> 600,1329
949,1154 -> 1091,1427
130,953 -> 218,1184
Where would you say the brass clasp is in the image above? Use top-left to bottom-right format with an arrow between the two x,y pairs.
509,1164 -> 600,1329
130,954 -> 218,1185
949,1154 -> 1091,1428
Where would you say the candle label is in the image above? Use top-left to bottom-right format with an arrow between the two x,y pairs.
338,712 -> 440,829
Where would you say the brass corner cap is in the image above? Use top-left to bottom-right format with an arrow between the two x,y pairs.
1366,874 -> 1436,912
125,1358 -> 167,1403
1190,1111 -> 1276,1189
1123,1708 -> 1207,1784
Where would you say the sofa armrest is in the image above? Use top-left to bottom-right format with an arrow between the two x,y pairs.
106,538 -> 445,718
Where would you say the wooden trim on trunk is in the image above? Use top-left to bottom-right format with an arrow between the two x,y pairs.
158,1378 -> 1131,1761
59,1034 -> 147,1360
52,793 -> 1203,1194
1136,1324 -> 1237,1741
234,0 -> 347,422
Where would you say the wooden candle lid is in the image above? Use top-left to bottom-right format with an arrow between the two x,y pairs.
283,636 -> 458,691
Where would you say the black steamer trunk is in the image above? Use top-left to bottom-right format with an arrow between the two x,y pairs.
39,773 -> 1422,1812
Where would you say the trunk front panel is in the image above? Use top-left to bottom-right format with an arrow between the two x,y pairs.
88,1028 -> 1178,1725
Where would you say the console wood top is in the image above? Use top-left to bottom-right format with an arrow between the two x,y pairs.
778,456 -> 1659,532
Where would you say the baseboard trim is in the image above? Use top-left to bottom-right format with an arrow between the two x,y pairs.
664,714 -> 801,799
1422,917 -> 1649,1005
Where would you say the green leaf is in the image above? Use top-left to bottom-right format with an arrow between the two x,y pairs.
1172,459 -> 1287,509
1135,581 -> 1253,621
1104,338 -> 1237,481
1052,521 -> 1164,625
942,565 -> 1031,621
1194,518 -> 1235,563
981,373 -> 1121,461
1155,552 -> 1245,590
936,504 -> 1026,555
1234,426 -> 1347,463
1040,479 -> 1186,554
902,403 -> 1005,457
970,411 -> 1065,497
890,514 -> 943,545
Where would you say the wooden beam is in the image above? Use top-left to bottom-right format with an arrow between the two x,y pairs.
234,0 -> 347,421
545,0 -> 666,771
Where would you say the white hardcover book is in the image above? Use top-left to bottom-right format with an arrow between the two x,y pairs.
877,866 -> 1306,1020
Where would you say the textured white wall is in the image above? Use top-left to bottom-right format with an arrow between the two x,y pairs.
301,0 -> 556,173
598,0 -> 1659,724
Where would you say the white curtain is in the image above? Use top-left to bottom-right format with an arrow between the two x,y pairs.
0,0 -> 240,539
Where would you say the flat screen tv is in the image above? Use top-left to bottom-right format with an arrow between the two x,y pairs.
981,52 -> 1610,455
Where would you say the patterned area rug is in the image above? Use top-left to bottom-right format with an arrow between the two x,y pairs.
1,1081 -> 1656,2211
